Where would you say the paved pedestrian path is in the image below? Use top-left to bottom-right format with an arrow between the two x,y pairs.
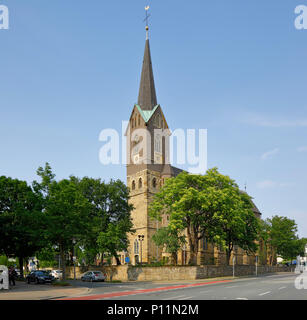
0,281 -> 90,300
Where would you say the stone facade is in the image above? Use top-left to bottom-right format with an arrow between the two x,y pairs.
66,265 -> 292,282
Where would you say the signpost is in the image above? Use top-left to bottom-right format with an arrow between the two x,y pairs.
233,256 -> 235,278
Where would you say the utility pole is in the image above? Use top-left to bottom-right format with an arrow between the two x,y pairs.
72,238 -> 76,281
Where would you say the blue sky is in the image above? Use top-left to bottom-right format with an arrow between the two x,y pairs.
1,1 -> 307,237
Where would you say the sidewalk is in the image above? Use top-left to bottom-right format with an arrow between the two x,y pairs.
0,281 -> 90,300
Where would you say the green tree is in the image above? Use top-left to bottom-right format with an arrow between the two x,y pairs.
44,178 -> 92,279
149,168 -> 259,265
265,216 -> 299,264
152,228 -> 186,265
296,238 -> 307,257
0,176 -> 46,278
214,191 -> 260,265
35,164 -> 93,279
78,178 -> 134,265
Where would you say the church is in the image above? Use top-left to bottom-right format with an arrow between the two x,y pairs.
122,20 -> 263,267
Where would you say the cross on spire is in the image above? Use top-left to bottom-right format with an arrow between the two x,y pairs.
144,6 -> 151,39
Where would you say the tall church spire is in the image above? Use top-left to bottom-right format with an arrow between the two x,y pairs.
138,7 -> 157,111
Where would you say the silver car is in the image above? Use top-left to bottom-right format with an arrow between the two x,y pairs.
81,271 -> 106,282
51,270 -> 63,279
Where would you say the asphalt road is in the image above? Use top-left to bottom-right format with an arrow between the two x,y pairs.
64,273 -> 307,300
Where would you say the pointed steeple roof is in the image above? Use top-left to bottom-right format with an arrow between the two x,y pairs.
138,39 -> 157,111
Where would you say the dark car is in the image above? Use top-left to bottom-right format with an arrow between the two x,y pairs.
26,270 -> 54,284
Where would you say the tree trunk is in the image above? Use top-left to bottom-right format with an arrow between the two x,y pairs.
188,237 -> 199,265
172,252 -> 177,266
115,256 -> 121,266
112,251 -> 121,266
226,249 -> 232,266
100,253 -> 104,266
18,256 -> 24,279
60,243 -> 66,280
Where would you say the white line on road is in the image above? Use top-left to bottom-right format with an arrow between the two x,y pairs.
278,287 -> 287,290
236,298 -> 248,300
162,295 -> 186,300
258,291 -> 271,296
178,296 -> 194,300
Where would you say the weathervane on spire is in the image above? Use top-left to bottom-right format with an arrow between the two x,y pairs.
144,5 -> 151,40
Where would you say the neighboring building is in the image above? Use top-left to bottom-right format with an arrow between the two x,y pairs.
120,25 -> 263,267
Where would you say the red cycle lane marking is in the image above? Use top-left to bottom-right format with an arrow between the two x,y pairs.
60,279 -> 232,300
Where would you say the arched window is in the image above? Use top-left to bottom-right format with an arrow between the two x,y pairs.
154,134 -> 161,153
138,115 -> 141,126
138,178 -> 142,189
152,178 -> 157,188
134,239 -> 139,254
132,180 -> 136,190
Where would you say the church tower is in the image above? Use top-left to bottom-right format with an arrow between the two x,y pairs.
125,15 -> 182,265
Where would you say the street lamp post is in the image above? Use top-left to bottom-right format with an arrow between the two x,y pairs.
233,245 -> 239,278
156,221 -> 159,261
138,235 -> 145,265
255,255 -> 258,277
72,238 -> 76,281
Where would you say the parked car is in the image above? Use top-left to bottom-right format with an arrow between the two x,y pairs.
26,270 -> 55,284
81,271 -> 106,282
51,270 -> 63,279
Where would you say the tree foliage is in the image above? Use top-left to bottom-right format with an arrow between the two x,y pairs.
0,176 -> 46,277
78,178 -> 134,265
152,227 -> 186,265
149,168 -> 260,265
261,216 -> 302,263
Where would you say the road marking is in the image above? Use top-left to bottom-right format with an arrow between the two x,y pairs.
163,295 -> 186,300
278,287 -> 286,290
236,298 -> 248,300
258,291 -> 271,296
178,296 -> 193,300
59,279 -> 233,300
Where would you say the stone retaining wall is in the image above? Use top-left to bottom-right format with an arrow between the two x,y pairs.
65,265 -> 292,282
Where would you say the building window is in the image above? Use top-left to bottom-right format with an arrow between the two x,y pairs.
203,237 -> 208,250
154,134 -> 161,153
152,178 -> 157,188
138,115 -> 140,126
138,178 -> 142,189
132,180 -> 136,190
134,240 -> 139,254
